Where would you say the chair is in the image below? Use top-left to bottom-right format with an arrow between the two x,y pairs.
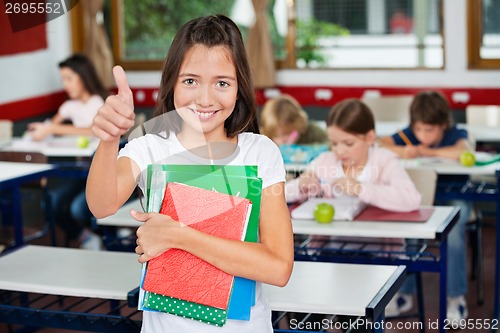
361,95 -> 414,122
0,120 -> 13,140
465,105 -> 500,127
0,151 -> 56,247
403,168 -> 437,317
406,168 -> 437,206
465,104 -> 500,305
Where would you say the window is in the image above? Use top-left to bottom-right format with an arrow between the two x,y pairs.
292,0 -> 443,68
468,0 -> 500,68
104,0 -> 443,70
111,0 -> 235,70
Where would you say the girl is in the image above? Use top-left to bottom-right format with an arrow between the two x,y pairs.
286,98 -> 421,212
28,54 -> 108,141
31,54 -> 107,250
260,94 -> 328,145
86,15 -> 293,332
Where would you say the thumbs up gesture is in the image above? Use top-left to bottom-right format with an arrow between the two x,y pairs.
92,66 -> 135,142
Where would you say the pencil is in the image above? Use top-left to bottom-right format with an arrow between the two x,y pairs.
398,130 -> 413,146
287,130 -> 299,144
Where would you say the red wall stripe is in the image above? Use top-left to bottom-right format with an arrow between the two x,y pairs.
1,86 -> 499,121
129,86 -> 500,109
0,91 -> 66,121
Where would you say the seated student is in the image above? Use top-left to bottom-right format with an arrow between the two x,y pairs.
260,94 -> 328,145
28,54 -> 109,250
285,98 -> 420,331
379,90 -> 471,322
285,98 -> 420,211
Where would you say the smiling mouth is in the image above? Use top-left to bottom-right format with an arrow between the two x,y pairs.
191,109 -> 218,119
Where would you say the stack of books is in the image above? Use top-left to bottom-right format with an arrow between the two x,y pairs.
138,164 -> 263,326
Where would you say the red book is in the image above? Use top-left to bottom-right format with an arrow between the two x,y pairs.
142,182 -> 251,309
354,206 -> 435,222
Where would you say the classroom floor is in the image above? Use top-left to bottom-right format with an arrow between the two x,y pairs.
0,205 -> 497,333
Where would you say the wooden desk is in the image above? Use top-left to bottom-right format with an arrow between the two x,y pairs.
0,245 -> 142,332
404,158 -> 500,324
375,121 -> 500,143
265,261 -> 405,328
292,206 -> 459,333
97,199 -> 143,228
293,206 -> 456,240
2,137 -> 98,158
0,246 -> 405,333
0,245 -> 140,300
0,161 -> 54,247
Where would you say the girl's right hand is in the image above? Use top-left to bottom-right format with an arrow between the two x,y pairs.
298,172 -> 321,197
403,145 -> 420,158
92,66 -> 135,142
131,210 -> 183,263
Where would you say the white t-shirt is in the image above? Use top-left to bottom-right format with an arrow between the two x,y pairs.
118,131 -> 286,333
58,95 -> 103,128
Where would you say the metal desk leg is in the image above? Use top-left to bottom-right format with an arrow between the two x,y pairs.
439,237 -> 448,333
373,313 -> 384,333
12,186 -> 23,248
494,170 -> 500,330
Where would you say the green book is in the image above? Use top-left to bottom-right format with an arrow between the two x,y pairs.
146,164 -> 261,243
141,165 -> 262,324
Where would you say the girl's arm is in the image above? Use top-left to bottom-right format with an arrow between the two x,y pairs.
358,157 -> 421,212
284,152 -> 331,202
29,104 -> 96,140
417,138 -> 471,160
42,124 -> 94,137
378,135 -> 419,158
134,182 -> 294,287
86,66 -> 137,218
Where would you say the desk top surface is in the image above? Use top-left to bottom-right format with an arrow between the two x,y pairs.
264,261 -> 404,316
0,246 -> 403,317
97,199 -> 144,227
0,161 -> 54,183
98,200 -> 456,240
1,137 -> 98,157
285,156 -> 500,176
292,206 -> 457,239
0,245 -> 140,300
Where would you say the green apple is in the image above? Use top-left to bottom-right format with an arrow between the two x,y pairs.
459,151 -> 475,167
76,136 -> 90,148
313,203 -> 335,224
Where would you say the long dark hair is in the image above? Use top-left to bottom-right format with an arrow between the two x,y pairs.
58,54 -> 109,100
153,14 -> 259,137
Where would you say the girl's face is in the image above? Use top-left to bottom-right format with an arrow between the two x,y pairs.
174,45 -> 238,141
412,121 -> 445,147
327,125 -> 375,167
60,67 -> 86,100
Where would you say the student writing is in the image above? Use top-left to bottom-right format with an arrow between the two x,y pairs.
286,98 -> 421,212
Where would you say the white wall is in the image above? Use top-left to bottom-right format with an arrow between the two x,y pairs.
0,13 -> 71,104
0,0 -> 498,107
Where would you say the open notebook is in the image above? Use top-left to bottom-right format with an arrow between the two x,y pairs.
291,197 -> 367,221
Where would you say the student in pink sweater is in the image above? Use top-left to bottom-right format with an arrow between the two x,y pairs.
285,98 -> 421,212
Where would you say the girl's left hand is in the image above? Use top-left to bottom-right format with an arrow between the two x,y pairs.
27,122 -> 51,141
131,210 -> 183,263
333,177 -> 363,196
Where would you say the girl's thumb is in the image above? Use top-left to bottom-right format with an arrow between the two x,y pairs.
130,209 -> 148,222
